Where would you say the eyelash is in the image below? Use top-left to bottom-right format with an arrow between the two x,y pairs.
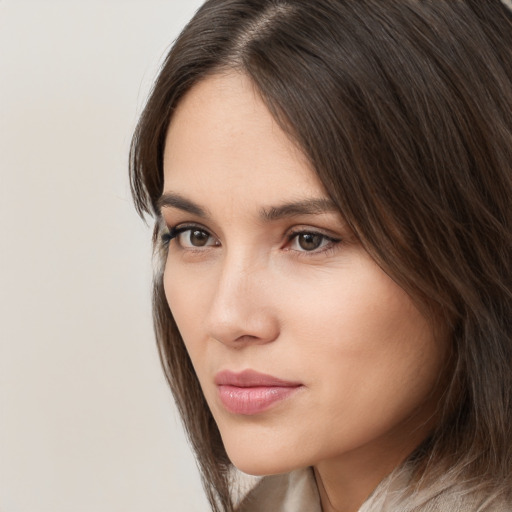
161,224 -> 342,256
285,229 -> 341,257
161,224 -> 214,248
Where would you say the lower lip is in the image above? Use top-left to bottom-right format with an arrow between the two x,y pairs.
218,385 -> 301,415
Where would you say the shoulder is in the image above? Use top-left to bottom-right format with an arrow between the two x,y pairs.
235,467 -> 512,512
413,489 -> 512,512
236,468 -> 321,512
360,469 -> 512,512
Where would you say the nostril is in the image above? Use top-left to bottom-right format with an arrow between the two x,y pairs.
232,334 -> 265,345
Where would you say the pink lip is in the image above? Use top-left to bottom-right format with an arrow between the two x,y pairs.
215,370 -> 303,415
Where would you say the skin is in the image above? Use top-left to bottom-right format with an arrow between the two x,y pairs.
161,72 -> 449,512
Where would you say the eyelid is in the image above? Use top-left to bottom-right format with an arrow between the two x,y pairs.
285,225 -> 342,243
284,227 -> 342,255
161,222 -> 219,248
161,221 -> 343,257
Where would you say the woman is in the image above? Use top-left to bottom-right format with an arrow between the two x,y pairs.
129,1 -> 512,510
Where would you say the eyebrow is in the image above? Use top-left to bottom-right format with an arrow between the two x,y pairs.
158,192 -> 338,221
260,198 -> 338,221
157,192 -> 207,217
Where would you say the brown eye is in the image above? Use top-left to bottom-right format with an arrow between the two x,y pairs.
189,229 -> 210,247
172,227 -> 218,248
297,233 -> 323,251
287,230 -> 341,254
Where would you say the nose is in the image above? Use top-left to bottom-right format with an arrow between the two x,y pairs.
204,254 -> 280,347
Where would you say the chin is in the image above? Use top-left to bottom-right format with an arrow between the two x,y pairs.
229,457 -> 294,477
223,438 -> 306,477
213,407 -> 313,476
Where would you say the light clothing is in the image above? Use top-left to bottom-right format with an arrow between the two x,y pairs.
237,469 -> 321,512
237,468 -> 512,511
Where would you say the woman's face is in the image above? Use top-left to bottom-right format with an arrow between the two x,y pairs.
161,72 -> 448,476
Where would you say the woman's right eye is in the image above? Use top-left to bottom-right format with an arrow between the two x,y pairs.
162,226 -> 219,249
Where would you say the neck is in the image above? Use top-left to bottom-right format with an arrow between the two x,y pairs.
313,410 -> 437,512
314,452 -> 400,512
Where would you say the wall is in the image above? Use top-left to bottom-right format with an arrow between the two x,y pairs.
0,1 -> 209,510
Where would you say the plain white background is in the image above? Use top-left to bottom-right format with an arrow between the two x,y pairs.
0,1 -> 209,510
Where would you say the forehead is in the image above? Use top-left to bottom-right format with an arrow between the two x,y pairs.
162,72 -> 326,209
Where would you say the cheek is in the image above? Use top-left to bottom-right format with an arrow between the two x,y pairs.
162,263 -> 211,358
283,259 -> 447,431
308,282 -> 446,438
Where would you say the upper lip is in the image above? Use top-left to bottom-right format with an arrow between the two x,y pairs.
214,369 -> 302,388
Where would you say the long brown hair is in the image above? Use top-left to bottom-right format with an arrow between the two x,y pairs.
130,1 -> 512,510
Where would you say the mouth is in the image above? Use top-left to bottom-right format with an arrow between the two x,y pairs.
214,369 -> 303,415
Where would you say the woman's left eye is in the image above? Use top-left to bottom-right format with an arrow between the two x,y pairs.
287,231 -> 340,253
